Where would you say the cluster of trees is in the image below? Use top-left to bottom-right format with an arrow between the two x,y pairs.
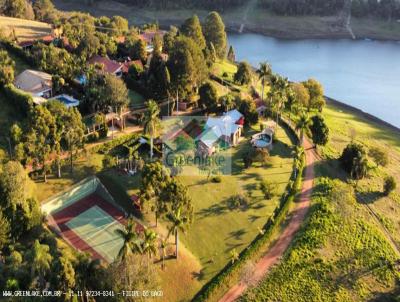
140,162 -> 193,260
0,50 -> 14,86
9,102 -> 85,180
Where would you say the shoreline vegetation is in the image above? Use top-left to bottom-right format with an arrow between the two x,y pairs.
53,0 -> 400,41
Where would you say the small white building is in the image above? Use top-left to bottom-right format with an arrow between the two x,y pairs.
197,109 -> 244,155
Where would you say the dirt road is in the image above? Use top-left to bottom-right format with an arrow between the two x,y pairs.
219,138 -> 317,302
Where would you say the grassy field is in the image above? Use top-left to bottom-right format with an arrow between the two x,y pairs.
243,177 -> 400,301
128,89 -> 146,108
175,121 -> 295,282
242,102 -> 400,301
0,16 -> 52,41
319,102 -> 400,250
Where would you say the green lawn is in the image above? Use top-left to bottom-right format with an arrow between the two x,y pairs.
128,89 -> 146,108
243,177 -> 400,301
175,121 -> 295,281
320,102 -> 400,249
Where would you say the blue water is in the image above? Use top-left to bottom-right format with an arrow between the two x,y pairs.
228,33 -> 400,127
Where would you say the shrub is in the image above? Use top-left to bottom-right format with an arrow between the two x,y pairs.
242,150 -> 253,168
211,176 -> 222,183
228,194 -> 249,209
340,142 -> 368,179
260,180 -> 277,199
368,146 -> 389,167
102,155 -> 116,169
87,131 -> 100,142
222,72 -> 228,78
383,176 -> 396,196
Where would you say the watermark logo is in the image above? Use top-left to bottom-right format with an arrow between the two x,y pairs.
161,116 -> 233,176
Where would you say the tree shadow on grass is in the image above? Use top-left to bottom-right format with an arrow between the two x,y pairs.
356,190 -> 383,205
248,214 -> 261,223
226,228 -> 247,241
191,268 -> 207,281
196,202 -> 228,218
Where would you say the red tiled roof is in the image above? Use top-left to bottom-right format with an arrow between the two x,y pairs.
18,34 -> 54,47
88,55 -> 122,74
138,30 -> 166,44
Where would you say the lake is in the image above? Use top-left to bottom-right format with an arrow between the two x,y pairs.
228,33 -> 400,128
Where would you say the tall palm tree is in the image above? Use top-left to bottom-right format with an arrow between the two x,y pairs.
29,240 -> 53,289
292,146 -> 305,178
141,229 -> 158,259
256,62 -> 272,103
115,218 -> 143,262
143,100 -> 161,159
159,237 -> 170,270
274,76 -> 290,129
295,112 -> 311,145
167,207 -> 190,260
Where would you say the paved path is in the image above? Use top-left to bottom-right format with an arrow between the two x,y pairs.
219,138 -> 318,302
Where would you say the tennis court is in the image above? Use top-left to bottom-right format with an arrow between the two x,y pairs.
65,206 -> 124,263
42,177 -> 144,263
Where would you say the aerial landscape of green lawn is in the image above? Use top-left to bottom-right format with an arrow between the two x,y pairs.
1,0 -> 400,301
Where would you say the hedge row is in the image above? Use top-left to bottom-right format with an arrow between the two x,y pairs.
90,133 -> 140,155
192,118 -> 305,302
2,84 -> 34,114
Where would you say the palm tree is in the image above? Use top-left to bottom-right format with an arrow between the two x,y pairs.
29,240 -> 53,289
295,112 -> 311,145
292,146 -> 305,178
273,76 -> 290,132
141,229 -> 158,259
159,237 -> 170,270
143,100 -> 161,159
115,218 -> 143,262
167,207 -> 190,260
256,62 -> 271,103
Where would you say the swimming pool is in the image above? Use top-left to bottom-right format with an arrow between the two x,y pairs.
51,94 -> 80,107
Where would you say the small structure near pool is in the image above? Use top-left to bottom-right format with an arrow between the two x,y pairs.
251,128 -> 274,150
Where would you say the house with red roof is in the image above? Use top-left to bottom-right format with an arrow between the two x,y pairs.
87,55 -> 123,77
18,34 -> 54,50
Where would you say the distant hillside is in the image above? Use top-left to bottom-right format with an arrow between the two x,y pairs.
0,16 -> 52,41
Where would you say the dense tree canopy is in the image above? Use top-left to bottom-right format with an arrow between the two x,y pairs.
167,36 -> 208,96
199,81 -> 219,113
203,11 -> 228,59
180,15 -> 206,50
0,50 -> 15,86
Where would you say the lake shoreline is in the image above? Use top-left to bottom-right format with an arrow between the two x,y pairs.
226,24 -> 400,43
325,97 -> 400,133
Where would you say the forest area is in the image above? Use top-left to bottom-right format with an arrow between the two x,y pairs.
79,0 -> 400,21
